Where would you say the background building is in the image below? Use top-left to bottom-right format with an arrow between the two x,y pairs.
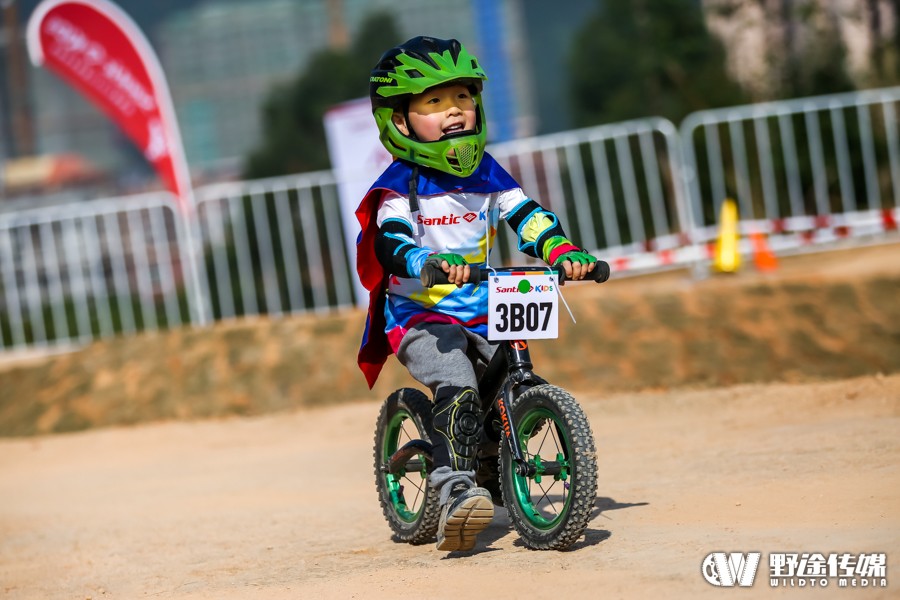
3,0 -> 896,202
157,0 -> 331,175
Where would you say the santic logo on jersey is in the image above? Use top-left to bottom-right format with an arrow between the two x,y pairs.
417,211 -> 484,226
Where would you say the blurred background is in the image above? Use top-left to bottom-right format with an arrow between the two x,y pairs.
0,1 -> 899,429
1,11 -> 898,597
1,0 -> 897,203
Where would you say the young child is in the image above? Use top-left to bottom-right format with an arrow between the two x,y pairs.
356,36 -> 598,552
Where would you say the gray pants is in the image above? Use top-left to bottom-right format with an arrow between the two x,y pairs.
396,322 -> 497,396
396,322 -> 498,504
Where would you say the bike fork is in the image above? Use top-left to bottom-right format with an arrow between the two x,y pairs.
494,341 -> 538,477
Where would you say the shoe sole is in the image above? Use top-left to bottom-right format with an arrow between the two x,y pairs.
436,495 -> 494,552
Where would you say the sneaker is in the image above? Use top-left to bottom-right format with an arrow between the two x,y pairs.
475,454 -> 504,507
435,482 -> 494,552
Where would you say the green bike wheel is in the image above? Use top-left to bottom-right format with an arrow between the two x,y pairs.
500,384 -> 598,550
373,388 -> 441,544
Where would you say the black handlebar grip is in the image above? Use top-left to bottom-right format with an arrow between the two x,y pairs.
553,261 -> 611,284
420,262 -> 441,287
421,262 -> 609,287
592,260 -> 611,283
420,263 -> 483,287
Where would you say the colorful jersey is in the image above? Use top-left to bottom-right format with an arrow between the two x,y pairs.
355,154 -> 576,388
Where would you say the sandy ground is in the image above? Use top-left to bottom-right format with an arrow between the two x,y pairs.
1,373 -> 897,599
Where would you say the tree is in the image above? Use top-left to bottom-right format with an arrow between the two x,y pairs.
243,12 -> 402,178
568,0 -> 747,127
772,0 -> 855,99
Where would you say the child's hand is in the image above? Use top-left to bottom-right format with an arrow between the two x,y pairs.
426,253 -> 470,287
553,250 -> 597,281
559,259 -> 595,281
446,262 -> 471,287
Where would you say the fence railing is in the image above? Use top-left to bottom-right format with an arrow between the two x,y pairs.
0,193 -> 201,350
681,86 -> 900,238
489,117 -> 690,261
192,171 -> 356,322
1,87 -> 899,354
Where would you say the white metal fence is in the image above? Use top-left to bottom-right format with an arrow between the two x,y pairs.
683,87 -> 900,227
192,172 -> 356,321
488,117 -> 690,262
1,87 -> 899,353
681,86 -> 900,248
0,193 -> 204,350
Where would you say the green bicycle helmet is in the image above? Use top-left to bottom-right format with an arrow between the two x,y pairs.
370,36 -> 488,177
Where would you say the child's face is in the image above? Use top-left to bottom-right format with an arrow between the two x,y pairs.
392,83 -> 477,143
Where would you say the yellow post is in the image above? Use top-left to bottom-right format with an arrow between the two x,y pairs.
713,198 -> 740,273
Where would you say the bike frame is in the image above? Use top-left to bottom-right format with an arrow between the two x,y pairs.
478,338 -> 547,477
387,338 -> 545,479
389,262 -> 609,480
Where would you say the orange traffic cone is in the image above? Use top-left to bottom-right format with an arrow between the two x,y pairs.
751,232 -> 778,272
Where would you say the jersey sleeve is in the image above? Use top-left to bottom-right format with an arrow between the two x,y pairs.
374,192 -> 433,278
376,191 -> 411,228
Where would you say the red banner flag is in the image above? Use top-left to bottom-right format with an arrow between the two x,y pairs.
27,0 -> 192,208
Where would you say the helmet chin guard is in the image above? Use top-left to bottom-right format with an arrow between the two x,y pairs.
441,129 -> 480,173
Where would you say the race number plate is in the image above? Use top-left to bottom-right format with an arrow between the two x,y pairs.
487,271 -> 559,340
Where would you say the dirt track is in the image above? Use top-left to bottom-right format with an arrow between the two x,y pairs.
1,372 -> 898,599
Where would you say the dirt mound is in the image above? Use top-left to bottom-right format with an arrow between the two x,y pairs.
0,241 -> 898,437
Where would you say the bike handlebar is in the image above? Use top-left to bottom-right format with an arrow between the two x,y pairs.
420,260 -> 611,288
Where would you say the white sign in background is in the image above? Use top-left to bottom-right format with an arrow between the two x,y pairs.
487,272 -> 559,340
323,97 -> 392,306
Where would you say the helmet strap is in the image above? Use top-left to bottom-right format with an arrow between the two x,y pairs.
408,164 -> 419,214
408,165 -> 423,244
402,102 -> 420,142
